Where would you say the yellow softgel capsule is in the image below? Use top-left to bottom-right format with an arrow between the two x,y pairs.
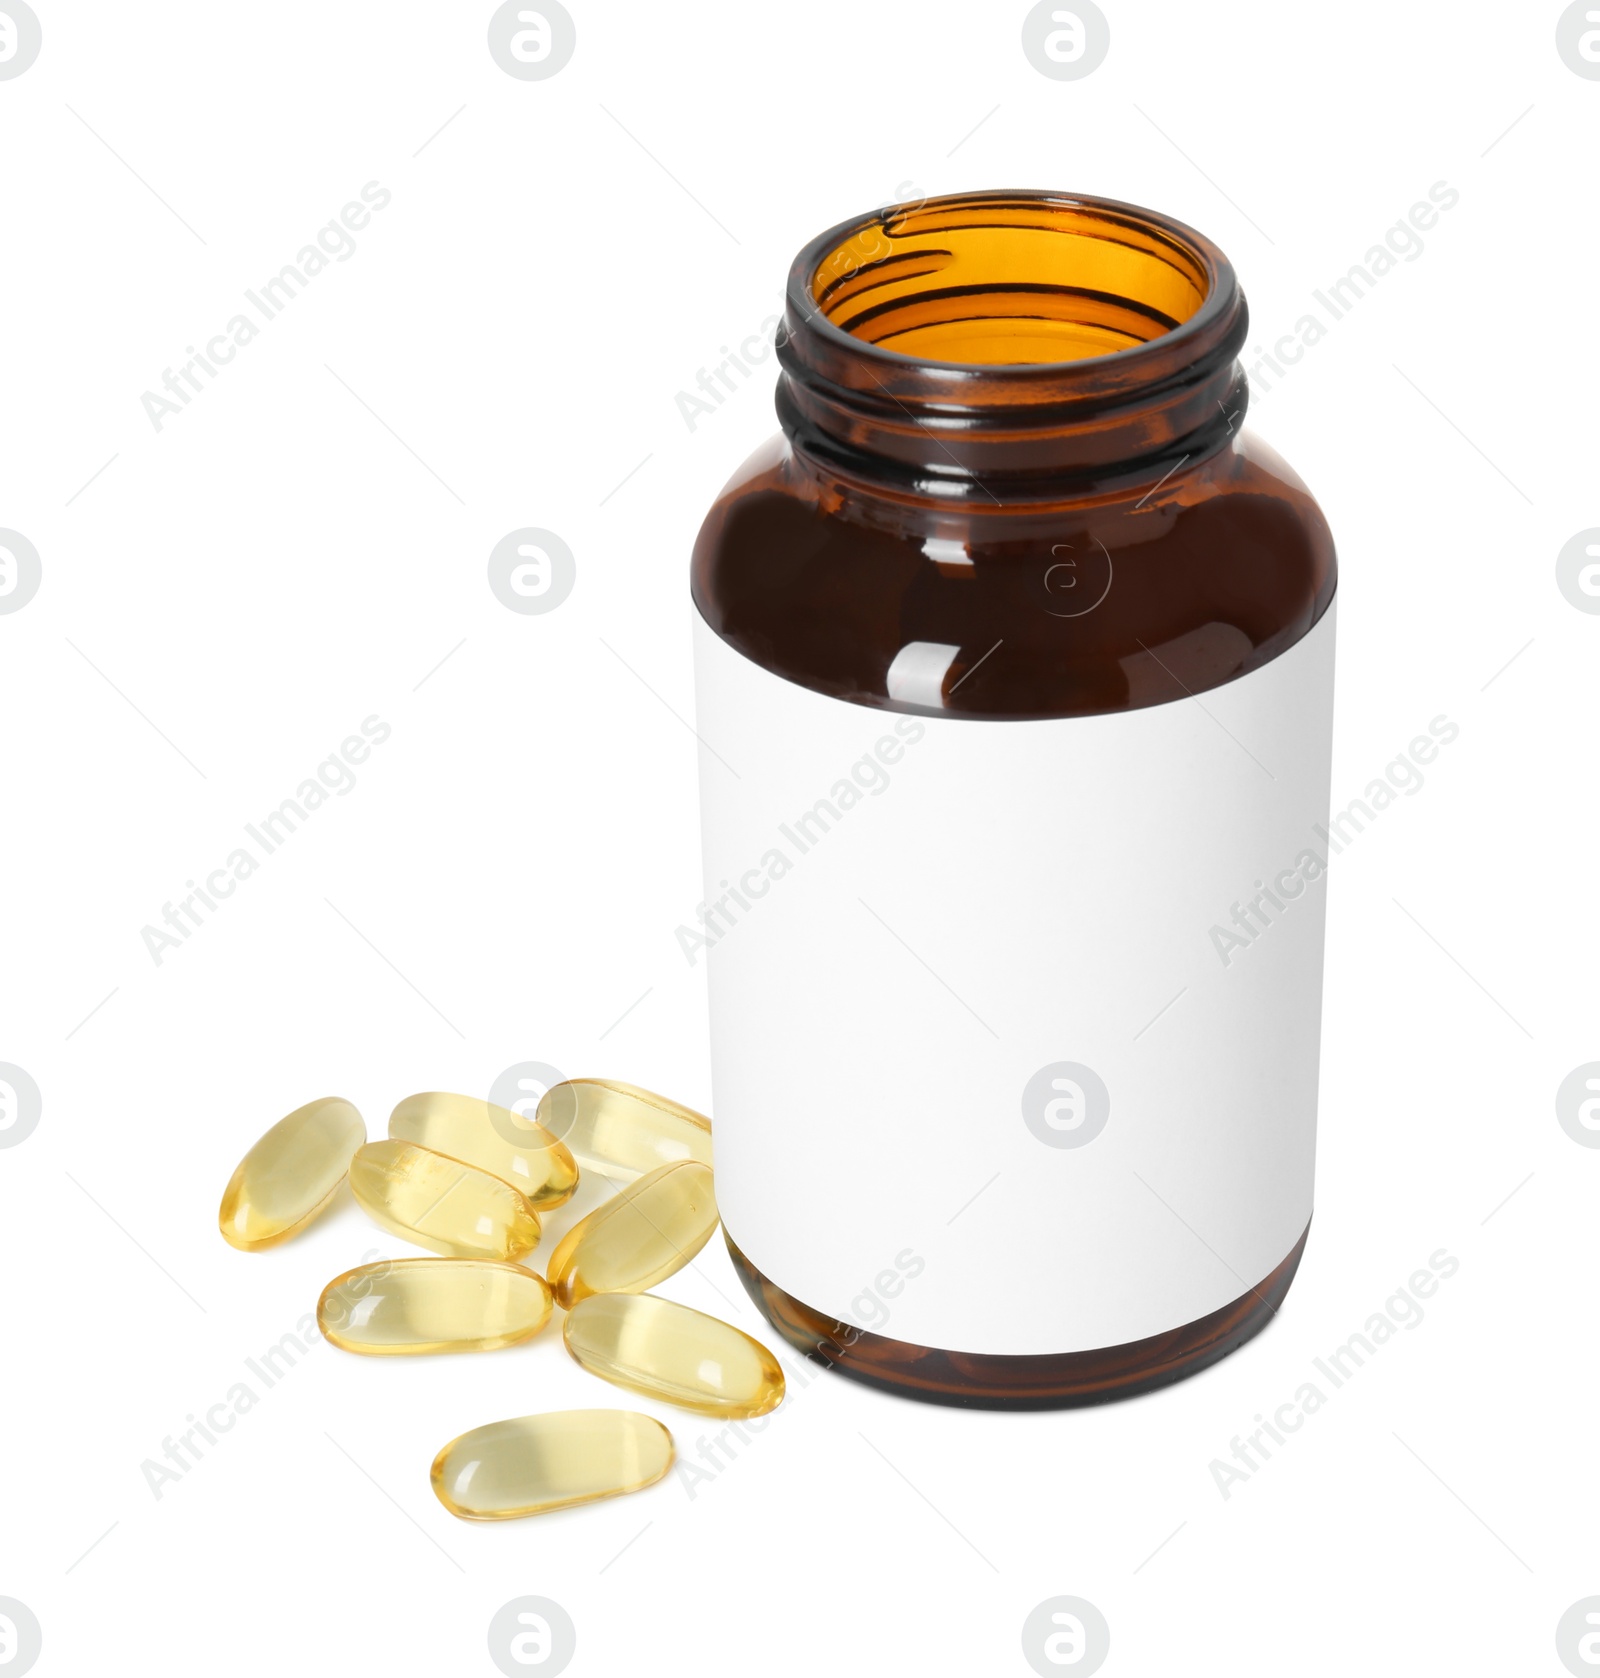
349,1140 -> 540,1261
430,1409 -> 674,1521
536,1078 -> 712,1180
547,1159 -> 717,1309
564,1293 -> 785,1418
218,1096 -> 365,1252
318,1258 -> 552,1355
389,1091 -> 578,1210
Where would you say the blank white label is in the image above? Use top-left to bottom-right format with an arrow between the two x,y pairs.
693,606 -> 1336,1356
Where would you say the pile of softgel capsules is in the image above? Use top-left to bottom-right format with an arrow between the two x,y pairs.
218,1081 -> 783,1520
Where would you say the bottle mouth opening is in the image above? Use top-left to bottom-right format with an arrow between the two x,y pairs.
808,193 -> 1213,370
776,191 -> 1249,502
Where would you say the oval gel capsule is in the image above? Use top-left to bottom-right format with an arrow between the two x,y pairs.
349,1140 -> 540,1261
318,1258 -> 552,1355
537,1079 -> 712,1180
430,1409 -> 674,1521
219,1096 -> 365,1251
547,1160 -> 717,1309
564,1293 -> 785,1418
389,1091 -> 578,1210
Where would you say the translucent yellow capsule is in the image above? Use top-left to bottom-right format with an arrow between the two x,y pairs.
564,1293 -> 785,1418
388,1091 -> 578,1210
218,1096 -> 365,1251
430,1410 -> 674,1521
536,1078 -> 712,1179
547,1160 -> 717,1309
318,1258 -> 553,1355
349,1140 -> 539,1261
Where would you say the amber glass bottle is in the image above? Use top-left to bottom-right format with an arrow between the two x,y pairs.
691,191 -> 1336,1408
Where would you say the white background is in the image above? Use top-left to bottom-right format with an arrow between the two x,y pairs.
2,3 -> 1595,1674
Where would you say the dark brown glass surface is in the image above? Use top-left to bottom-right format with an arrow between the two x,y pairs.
729,1226 -> 1309,1410
694,191 -> 1335,1406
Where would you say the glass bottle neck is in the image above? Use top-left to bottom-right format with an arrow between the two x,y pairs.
774,190 -> 1251,506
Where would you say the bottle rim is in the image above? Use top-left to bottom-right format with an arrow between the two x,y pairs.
775,189 -> 1250,500
786,188 -> 1240,379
